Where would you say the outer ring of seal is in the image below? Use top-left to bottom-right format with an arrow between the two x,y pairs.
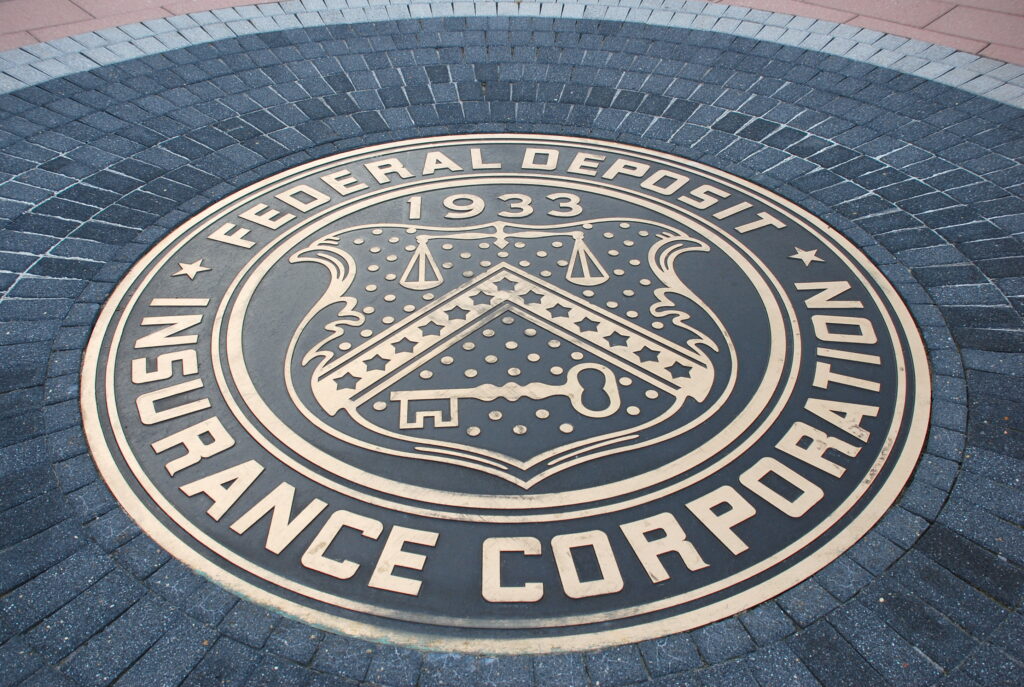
81,134 -> 931,653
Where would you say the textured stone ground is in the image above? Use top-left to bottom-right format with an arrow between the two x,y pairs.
2,0 -> 1024,65
0,10 -> 1022,687
3,2 -> 1024,107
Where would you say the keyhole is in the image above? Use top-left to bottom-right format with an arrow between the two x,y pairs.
564,363 -> 621,417
578,367 -> 612,412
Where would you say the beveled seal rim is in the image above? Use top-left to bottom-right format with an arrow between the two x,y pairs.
81,133 -> 931,653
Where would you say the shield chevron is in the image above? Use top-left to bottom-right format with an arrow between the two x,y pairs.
83,135 -> 930,652
286,218 -> 734,488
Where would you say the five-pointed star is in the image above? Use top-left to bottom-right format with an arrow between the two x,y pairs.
521,290 -> 544,305
332,372 -> 360,390
173,259 -> 211,279
636,346 -> 660,362
471,292 -> 493,306
493,277 -> 518,292
420,322 -> 443,337
577,317 -> 600,332
605,332 -> 629,348
667,361 -> 691,379
790,247 -> 824,267
548,304 -> 571,319
392,337 -> 417,354
447,305 -> 470,321
364,354 -> 388,371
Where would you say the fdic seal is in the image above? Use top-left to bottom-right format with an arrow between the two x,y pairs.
82,135 -> 930,652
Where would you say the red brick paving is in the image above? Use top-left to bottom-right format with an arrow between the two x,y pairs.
29,9 -> 172,42
0,0 -> 1022,66
807,0 -> 955,29
955,0 -> 1023,13
743,0 -> 1024,63
929,5 -> 1024,47
982,43 -> 1024,64
847,15 -> 990,54
713,0 -> 856,23
0,0 -> 91,34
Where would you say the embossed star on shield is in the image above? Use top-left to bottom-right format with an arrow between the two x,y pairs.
287,218 -> 735,488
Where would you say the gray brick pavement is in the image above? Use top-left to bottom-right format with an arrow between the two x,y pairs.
0,11 -> 1020,687
0,1 -> 1022,107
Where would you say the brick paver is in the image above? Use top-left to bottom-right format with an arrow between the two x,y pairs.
846,15 -> 990,55
1,0 -> 1023,110
811,0 -> 955,28
0,0 -> 91,34
930,5 -> 1024,48
1,0 -> 1023,66
0,3 -> 1021,687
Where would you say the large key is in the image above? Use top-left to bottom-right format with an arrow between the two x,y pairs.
389,363 -> 621,429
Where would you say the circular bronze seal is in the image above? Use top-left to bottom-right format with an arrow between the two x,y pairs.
82,135 -> 930,652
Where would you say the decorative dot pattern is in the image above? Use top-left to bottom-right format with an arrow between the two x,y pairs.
0,13 -> 1018,687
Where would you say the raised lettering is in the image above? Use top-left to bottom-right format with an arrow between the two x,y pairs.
481,537 -> 543,603
153,416 -> 235,476
301,510 -> 383,580
620,512 -> 708,583
365,158 -> 414,184
813,362 -> 882,392
686,486 -> 756,555
602,158 -> 650,180
179,459 -> 263,520
230,482 -> 328,554
739,457 -> 824,517
776,421 -> 860,478
796,281 -> 863,309
134,314 -> 203,349
641,169 -> 688,195
522,148 -> 559,170
368,526 -> 439,596
567,152 -> 605,176
136,378 -> 210,425
470,148 -> 501,170
736,212 -> 786,233
321,169 -> 368,195
208,222 -> 255,249
678,183 -> 729,209
239,203 -> 294,230
812,315 -> 877,345
805,398 -> 879,440
131,349 -> 198,384
551,530 -> 624,599
421,151 -> 463,175
276,184 -> 331,212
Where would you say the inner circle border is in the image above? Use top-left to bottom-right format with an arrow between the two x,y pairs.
219,171 -> 793,518
80,134 -> 933,654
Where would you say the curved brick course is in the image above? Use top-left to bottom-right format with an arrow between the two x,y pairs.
0,14 -> 1021,687
1,1 -> 1023,107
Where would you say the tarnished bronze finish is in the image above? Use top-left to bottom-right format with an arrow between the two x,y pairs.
81,135 -> 930,652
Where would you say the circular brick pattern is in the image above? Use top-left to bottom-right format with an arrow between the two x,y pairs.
0,16 -> 1021,687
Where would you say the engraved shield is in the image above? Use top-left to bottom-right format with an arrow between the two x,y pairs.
285,219 -> 734,489
83,135 -> 931,651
